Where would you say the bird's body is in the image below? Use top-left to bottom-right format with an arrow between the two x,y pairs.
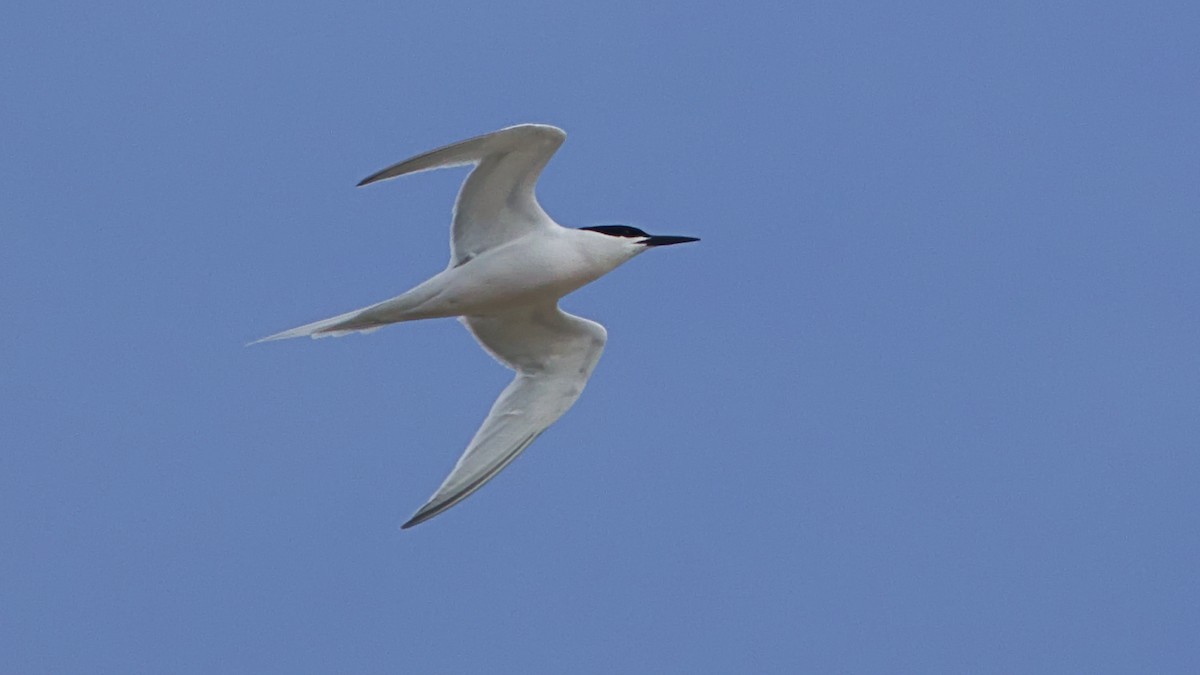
257,124 -> 696,528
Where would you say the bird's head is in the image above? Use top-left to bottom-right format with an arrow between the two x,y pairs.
578,225 -> 700,257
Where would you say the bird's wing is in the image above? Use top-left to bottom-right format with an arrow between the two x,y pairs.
357,124 -> 567,266
402,304 -> 607,529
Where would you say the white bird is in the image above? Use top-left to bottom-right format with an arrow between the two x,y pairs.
256,124 -> 697,528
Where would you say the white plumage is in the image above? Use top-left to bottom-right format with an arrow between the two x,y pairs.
256,124 -> 697,528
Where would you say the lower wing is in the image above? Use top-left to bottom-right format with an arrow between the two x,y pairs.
402,305 -> 607,528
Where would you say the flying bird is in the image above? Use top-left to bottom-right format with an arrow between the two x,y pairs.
255,124 -> 698,528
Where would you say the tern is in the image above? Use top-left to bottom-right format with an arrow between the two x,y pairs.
256,124 -> 698,528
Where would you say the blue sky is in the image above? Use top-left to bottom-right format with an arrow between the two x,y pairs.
3,1 -> 1198,672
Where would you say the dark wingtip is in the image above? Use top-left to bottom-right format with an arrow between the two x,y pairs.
357,170 -> 390,187
400,505 -> 437,530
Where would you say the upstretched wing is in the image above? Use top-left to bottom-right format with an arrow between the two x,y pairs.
358,124 -> 566,266
401,304 -> 607,529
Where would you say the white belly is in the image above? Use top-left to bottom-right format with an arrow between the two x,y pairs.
405,236 -> 613,317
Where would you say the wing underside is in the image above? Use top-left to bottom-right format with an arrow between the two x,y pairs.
358,124 -> 566,266
402,305 -> 607,528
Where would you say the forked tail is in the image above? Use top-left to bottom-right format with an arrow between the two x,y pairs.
249,283 -> 443,345
249,306 -> 388,344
